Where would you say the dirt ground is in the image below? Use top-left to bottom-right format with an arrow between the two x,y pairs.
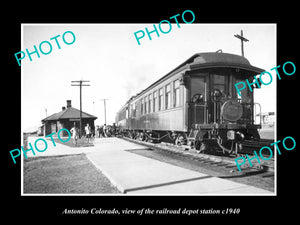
23,154 -> 120,194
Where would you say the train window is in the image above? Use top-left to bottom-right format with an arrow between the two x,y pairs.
165,84 -> 171,109
159,88 -> 164,110
191,77 -> 205,101
136,102 -> 138,115
212,74 -> 225,94
235,78 -> 251,103
144,96 -> 148,114
141,98 -> 144,115
174,79 -> 180,107
126,108 -> 129,119
153,91 -> 157,112
119,107 -> 127,120
132,103 -> 136,117
149,94 -> 152,113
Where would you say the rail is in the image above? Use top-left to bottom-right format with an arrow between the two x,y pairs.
254,102 -> 262,127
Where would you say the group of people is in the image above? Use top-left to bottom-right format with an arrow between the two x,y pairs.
95,123 -> 117,138
70,123 -> 92,145
70,122 -> 118,145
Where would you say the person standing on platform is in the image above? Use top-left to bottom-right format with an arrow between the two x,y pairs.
85,123 -> 91,143
70,122 -> 79,146
103,124 -> 107,138
97,125 -> 101,138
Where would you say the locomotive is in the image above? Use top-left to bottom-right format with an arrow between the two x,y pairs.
116,52 -> 265,155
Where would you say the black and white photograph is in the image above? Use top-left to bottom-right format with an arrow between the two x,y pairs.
21,23 -> 276,195
4,5 -> 298,220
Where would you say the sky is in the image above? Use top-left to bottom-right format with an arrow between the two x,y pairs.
21,23 -> 276,130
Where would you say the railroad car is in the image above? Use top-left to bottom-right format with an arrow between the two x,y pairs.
116,52 -> 265,155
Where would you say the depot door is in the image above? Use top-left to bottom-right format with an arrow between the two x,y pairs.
190,77 -> 207,125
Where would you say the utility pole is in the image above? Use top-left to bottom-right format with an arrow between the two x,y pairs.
71,80 -> 90,137
234,30 -> 249,57
100,99 -> 108,125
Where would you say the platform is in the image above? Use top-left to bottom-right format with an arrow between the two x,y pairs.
24,137 -> 274,195
86,138 -> 273,195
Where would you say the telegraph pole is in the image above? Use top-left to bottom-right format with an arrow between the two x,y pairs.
71,80 -> 90,137
100,99 -> 108,125
234,30 -> 249,57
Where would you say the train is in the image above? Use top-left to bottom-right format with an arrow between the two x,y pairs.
116,51 -> 265,155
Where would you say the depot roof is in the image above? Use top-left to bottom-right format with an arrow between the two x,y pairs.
42,106 -> 97,122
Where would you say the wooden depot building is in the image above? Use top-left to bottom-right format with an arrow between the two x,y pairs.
41,100 -> 97,136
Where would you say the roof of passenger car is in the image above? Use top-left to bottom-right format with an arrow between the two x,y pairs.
120,52 -> 265,109
187,52 -> 265,73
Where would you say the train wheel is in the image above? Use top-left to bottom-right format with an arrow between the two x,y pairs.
175,135 -> 185,146
216,136 -> 241,156
145,132 -> 154,143
195,140 -> 206,153
136,132 -> 145,141
128,131 -> 133,139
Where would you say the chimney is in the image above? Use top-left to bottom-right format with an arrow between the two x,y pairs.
67,100 -> 72,108
62,106 -> 66,110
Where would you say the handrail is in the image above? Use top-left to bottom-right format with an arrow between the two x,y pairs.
254,102 -> 262,126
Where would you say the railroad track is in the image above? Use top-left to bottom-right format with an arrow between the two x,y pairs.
240,139 -> 274,156
242,139 -> 274,149
121,137 -> 275,172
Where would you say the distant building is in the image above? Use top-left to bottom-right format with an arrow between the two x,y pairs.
41,100 -> 97,136
261,112 -> 275,125
23,126 -> 39,136
255,111 -> 275,127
